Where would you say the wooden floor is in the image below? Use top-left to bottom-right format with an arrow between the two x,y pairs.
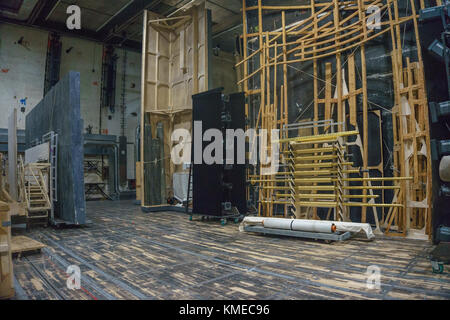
11,201 -> 450,300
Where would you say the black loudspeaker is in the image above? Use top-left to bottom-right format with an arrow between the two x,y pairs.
226,93 -> 247,215
192,88 -> 247,217
419,15 -> 450,243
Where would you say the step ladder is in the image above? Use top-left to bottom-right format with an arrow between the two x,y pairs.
42,131 -> 58,222
19,160 -> 51,221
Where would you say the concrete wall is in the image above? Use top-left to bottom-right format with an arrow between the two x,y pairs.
112,48 -> 142,180
0,24 -> 47,130
59,37 -> 103,135
0,24 -> 141,181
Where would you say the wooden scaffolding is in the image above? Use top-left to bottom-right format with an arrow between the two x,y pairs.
238,0 -> 437,237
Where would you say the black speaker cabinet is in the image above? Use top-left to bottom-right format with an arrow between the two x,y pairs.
192,88 -> 247,217
419,17 -> 450,242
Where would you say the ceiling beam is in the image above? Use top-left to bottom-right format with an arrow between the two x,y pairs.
212,13 -> 241,37
96,0 -> 158,38
1,0 -> 162,52
0,16 -> 142,52
32,0 -> 60,24
27,0 -> 49,25
207,0 -> 239,15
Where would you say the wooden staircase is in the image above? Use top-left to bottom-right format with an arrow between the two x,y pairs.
19,161 -> 51,221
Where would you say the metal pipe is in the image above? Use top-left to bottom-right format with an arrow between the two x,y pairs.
96,0 -> 135,32
294,162 -> 354,168
290,194 -> 379,199
259,200 -> 404,208
167,0 -> 196,17
282,147 -> 337,154
277,130 -> 358,143
45,0 -> 61,20
264,170 -> 361,176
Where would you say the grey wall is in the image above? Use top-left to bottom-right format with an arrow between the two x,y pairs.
212,50 -> 239,94
0,24 -> 141,181
26,71 -> 86,225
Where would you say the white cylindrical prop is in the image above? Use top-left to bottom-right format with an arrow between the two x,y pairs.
262,218 -> 295,230
291,220 -> 335,233
241,217 -> 375,239
244,217 -> 336,233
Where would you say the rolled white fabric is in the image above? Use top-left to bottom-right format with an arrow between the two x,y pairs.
291,220 -> 335,233
241,217 -> 375,239
262,218 -> 295,230
243,217 -> 335,233
440,156 -> 450,182
242,216 -> 264,226
239,216 -> 264,232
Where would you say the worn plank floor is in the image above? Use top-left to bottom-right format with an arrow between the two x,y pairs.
11,201 -> 450,300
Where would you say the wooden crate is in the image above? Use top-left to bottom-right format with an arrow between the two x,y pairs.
0,201 -> 14,299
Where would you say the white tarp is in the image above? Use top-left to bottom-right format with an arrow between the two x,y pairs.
173,172 -> 190,202
333,221 -> 375,239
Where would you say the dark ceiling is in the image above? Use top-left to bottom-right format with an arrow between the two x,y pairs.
0,0 -> 25,14
0,0 -> 243,52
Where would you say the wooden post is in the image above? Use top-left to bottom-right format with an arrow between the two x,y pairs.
0,202 -> 14,299
281,11 -> 289,132
333,1 -> 343,133
140,11 -> 149,205
357,0 -> 369,223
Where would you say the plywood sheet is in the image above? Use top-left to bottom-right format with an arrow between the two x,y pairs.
8,201 -> 26,217
11,236 -> 46,254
